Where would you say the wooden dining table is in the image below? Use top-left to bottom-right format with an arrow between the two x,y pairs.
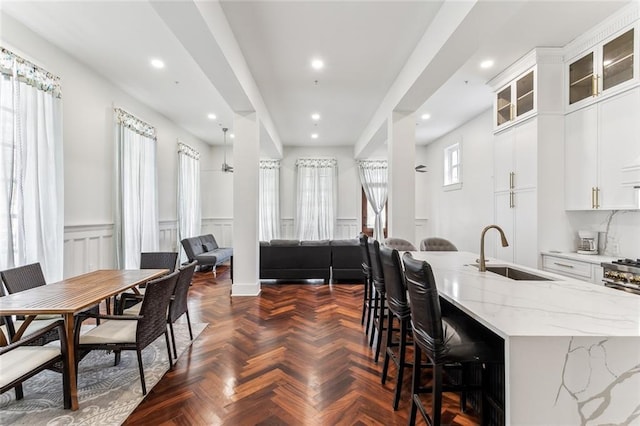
0,269 -> 168,410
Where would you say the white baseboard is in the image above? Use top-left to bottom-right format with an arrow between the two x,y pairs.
231,282 -> 262,296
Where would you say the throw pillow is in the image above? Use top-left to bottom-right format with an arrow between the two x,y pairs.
202,242 -> 215,252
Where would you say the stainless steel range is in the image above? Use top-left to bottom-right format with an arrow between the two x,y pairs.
601,259 -> 640,295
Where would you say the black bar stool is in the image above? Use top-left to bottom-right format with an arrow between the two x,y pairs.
379,246 -> 412,410
358,233 -> 374,338
367,239 -> 387,363
402,252 -> 504,426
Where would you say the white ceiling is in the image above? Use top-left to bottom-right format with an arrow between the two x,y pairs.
1,0 -> 633,152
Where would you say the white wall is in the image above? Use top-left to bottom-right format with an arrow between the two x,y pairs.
415,109 -> 495,254
1,14 -> 212,275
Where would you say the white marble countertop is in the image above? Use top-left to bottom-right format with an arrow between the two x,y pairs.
407,251 -> 640,339
540,251 -> 619,265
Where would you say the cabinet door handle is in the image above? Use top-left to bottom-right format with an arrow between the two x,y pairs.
553,262 -> 575,268
591,187 -> 596,209
595,187 -> 600,209
592,74 -> 598,97
509,172 -> 515,189
510,191 -> 515,208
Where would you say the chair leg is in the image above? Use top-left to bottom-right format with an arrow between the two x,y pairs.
393,317 -> 408,411
114,350 -> 121,366
369,288 -> 379,347
364,279 -> 373,337
165,331 -> 173,369
14,384 -> 24,400
408,344 -> 421,426
374,293 -> 386,363
185,310 -> 194,340
381,313 -> 394,385
361,275 -> 368,325
169,321 -> 178,359
136,350 -> 147,395
61,355 -> 71,409
432,363 -> 443,426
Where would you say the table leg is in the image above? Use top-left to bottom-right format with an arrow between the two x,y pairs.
64,312 -> 79,410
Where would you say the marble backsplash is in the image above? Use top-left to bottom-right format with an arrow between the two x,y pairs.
566,210 -> 640,258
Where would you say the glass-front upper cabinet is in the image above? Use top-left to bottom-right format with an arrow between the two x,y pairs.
495,69 -> 535,128
567,27 -> 636,108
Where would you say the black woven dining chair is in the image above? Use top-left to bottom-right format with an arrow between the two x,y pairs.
1,263 -> 100,330
0,319 -> 71,408
167,261 -> 197,359
75,270 -> 179,395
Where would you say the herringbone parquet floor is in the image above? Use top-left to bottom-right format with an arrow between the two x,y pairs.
124,265 -> 479,425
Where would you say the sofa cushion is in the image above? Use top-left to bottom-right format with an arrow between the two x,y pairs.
202,242 -> 215,252
270,239 -> 300,246
200,234 -> 219,250
301,240 -> 330,246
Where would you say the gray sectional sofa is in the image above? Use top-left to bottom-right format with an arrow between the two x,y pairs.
181,234 -> 233,275
259,238 -> 361,282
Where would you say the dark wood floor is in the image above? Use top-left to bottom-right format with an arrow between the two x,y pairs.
125,266 -> 479,425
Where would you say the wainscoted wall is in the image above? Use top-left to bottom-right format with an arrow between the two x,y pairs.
202,218 -> 233,247
63,221 -> 178,278
63,224 -> 115,278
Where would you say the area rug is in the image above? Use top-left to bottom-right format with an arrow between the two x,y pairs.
0,322 -> 207,425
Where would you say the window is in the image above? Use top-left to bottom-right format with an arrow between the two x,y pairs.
444,142 -> 462,190
295,158 -> 337,240
0,47 -> 64,281
114,108 -> 159,269
178,142 -> 201,262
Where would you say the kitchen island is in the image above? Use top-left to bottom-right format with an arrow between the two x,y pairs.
409,251 -> 640,426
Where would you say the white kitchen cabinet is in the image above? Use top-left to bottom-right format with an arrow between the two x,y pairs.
495,189 -> 537,268
495,68 -> 536,129
541,252 -> 616,285
494,118 -> 537,193
565,87 -> 640,210
490,48 -> 567,269
567,25 -> 638,112
494,119 -> 538,268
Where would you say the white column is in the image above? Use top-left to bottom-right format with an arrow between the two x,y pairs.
387,111 -> 416,244
232,112 -> 260,296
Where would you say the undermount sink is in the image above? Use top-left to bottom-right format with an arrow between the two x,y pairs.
471,264 -> 552,281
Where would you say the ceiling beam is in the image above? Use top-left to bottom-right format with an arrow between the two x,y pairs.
354,0 -> 524,159
151,0 -> 283,158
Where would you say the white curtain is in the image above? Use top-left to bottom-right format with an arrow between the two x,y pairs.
178,142 -> 201,262
114,108 -> 159,269
358,160 -> 388,241
259,159 -> 280,241
0,47 -> 64,281
295,158 -> 337,241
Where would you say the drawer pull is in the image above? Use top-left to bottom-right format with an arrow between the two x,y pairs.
553,262 -> 574,268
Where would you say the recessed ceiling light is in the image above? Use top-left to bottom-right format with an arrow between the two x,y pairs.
480,59 -> 494,69
311,58 -> 324,70
207,113 -> 217,120
230,134 -> 235,139
150,58 -> 165,69
421,113 -> 431,120
311,133 -> 319,139
311,113 -> 321,121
